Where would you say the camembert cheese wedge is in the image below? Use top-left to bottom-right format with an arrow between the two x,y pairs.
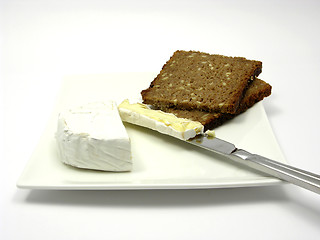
118,99 -> 204,140
56,101 -> 132,172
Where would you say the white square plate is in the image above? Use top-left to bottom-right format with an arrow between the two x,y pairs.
17,73 -> 287,190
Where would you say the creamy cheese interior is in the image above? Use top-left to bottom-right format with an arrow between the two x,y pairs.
118,99 -> 204,140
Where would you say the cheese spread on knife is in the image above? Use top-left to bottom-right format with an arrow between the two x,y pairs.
118,99 -> 204,140
56,101 -> 132,172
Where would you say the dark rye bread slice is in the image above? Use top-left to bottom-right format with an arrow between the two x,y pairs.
141,50 -> 262,114
161,78 -> 271,130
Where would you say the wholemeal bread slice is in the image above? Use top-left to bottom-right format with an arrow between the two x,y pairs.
161,78 -> 271,130
141,50 -> 262,114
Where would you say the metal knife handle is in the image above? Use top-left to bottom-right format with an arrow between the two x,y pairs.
231,149 -> 320,194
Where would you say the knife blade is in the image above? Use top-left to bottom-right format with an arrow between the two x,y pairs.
187,134 -> 320,194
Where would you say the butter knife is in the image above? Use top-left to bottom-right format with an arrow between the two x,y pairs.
187,135 -> 320,194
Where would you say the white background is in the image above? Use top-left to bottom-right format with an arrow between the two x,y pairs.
1,0 -> 320,239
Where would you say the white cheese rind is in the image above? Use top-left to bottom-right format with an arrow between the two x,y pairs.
118,100 -> 204,140
56,101 -> 132,172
